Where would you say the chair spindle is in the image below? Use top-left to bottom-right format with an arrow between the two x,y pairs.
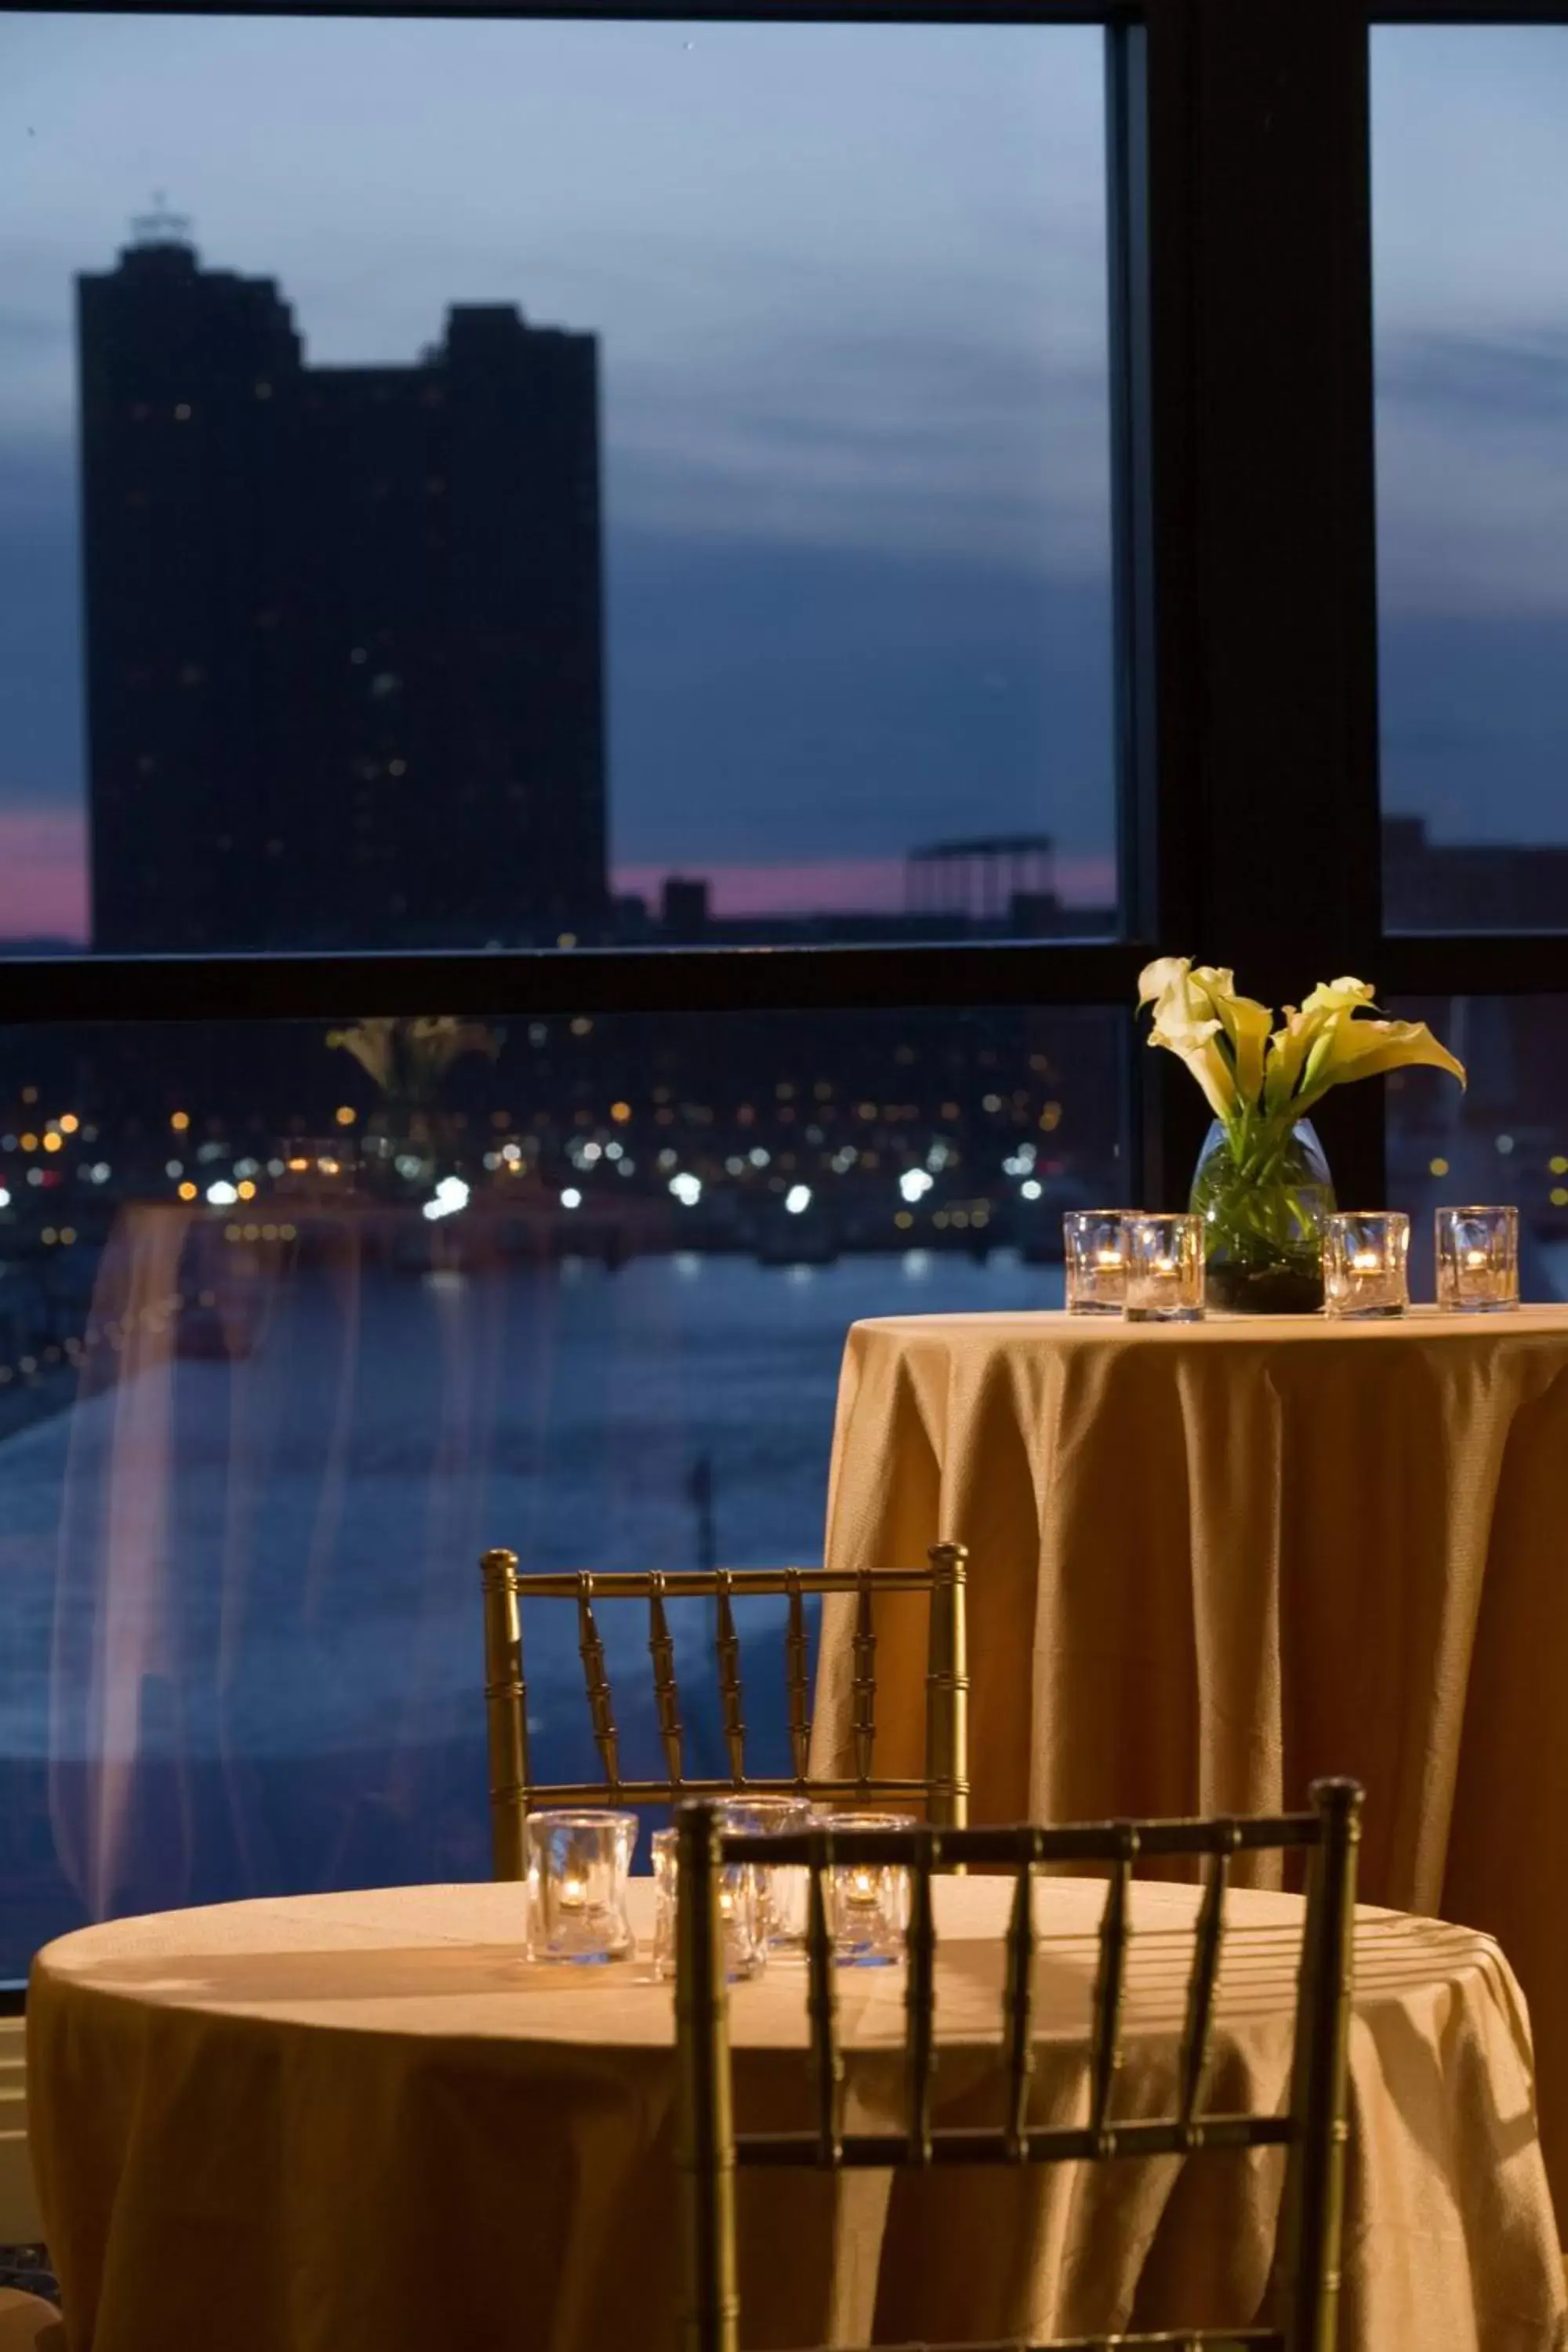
786,1570 -> 811,1783
1179,1837 -> 1235,2130
806,1831 -> 843,2165
905,1831 -> 938,2162
648,1573 -> 685,1789
713,1572 -> 746,1783
851,1569 -> 877,1785
1091,1835 -> 1138,2141
1003,1857 -> 1038,2157
575,1572 -> 620,1790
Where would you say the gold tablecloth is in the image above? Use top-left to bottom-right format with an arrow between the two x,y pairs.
813,1305 -> 1568,2216
27,1878 -> 1565,2350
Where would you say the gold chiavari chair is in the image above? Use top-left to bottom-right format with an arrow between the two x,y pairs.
479,1544 -> 969,1879
676,1779 -> 1363,2352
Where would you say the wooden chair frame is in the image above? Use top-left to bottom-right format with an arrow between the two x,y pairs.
676,1780 -> 1363,2352
480,1544 -> 969,1878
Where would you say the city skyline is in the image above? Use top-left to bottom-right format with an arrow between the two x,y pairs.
1,20 -> 1566,944
0,13 -> 1116,945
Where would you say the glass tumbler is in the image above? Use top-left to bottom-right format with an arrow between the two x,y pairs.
825,1813 -> 912,1967
1322,1211 -> 1410,1320
1063,1210 -> 1127,1316
652,1812 -> 766,1982
719,1795 -> 816,1950
525,1808 -> 637,1963
1122,1214 -> 1205,1323
1435,1206 -> 1519,1312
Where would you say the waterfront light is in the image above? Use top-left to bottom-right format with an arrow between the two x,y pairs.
422,1175 -> 470,1223
898,1168 -> 934,1204
785,1184 -> 812,1215
206,1180 -> 239,1207
670,1172 -> 702,1207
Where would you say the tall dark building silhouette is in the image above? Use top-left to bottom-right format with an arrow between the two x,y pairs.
78,212 -> 606,952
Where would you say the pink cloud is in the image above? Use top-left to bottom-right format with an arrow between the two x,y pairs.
614,853 -> 1116,919
0,807 -> 89,945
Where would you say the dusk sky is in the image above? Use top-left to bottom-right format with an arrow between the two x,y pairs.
0,17 -> 1564,945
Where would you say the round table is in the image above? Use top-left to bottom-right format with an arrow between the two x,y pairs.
27,1878 -> 1564,2352
811,1305 -> 1568,2214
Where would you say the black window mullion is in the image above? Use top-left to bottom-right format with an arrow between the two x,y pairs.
1138,0 -> 1387,1208
0,939 -> 1151,1025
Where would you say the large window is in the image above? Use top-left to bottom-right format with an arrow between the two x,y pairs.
1373,25 -> 1568,935
5,1 -> 1563,1991
0,13 -> 1116,956
0,1004 -> 1123,1976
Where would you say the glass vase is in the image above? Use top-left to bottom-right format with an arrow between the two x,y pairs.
1188,1117 -> 1336,1315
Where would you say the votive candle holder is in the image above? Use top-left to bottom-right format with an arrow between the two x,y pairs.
826,1813 -> 912,1967
651,1807 -> 767,1982
1122,1214 -> 1205,1323
1064,1210 -> 1127,1316
1435,1206 -> 1519,1312
716,1793 -> 816,1950
525,1807 -> 637,1963
1323,1212 -> 1410,1320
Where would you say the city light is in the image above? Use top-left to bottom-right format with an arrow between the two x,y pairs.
334,1105 -> 356,1127
237,1181 -> 256,1201
610,1102 -> 632,1123
171,1111 -> 191,1131
0,1189 -> 9,1210
898,1168 -> 935,1204
59,1114 -> 79,1134
177,1181 -> 198,1202
42,1132 -> 62,1153
422,1175 -> 470,1223
669,1172 -> 702,1207
560,1188 -> 583,1210
785,1184 -> 812,1215
1020,1178 -> 1044,1201
206,1181 -> 239,1207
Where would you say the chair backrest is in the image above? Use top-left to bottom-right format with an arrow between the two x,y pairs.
676,1780 -> 1363,2352
480,1544 -> 968,1878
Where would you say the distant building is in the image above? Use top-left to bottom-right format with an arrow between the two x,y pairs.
78,210 -> 606,952
1383,815 -> 1568,932
906,835 -> 1060,935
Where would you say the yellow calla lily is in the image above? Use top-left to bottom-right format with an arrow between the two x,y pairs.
1297,1012 -> 1466,1100
1139,960 -> 1464,1151
1138,955 -> 1193,1009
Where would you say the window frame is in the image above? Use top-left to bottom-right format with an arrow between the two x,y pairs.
4,0 -> 1568,1218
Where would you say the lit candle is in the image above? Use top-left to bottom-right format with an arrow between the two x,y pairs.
1435,1207 -> 1519,1312
1323,1214 -> 1409,1319
1122,1214 -> 1204,1323
559,1871 -> 587,1911
1065,1212 -> 1129,1315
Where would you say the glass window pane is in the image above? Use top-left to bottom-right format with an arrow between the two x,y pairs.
1374,28 -> 1568,932
0,15 -> 1116,956
0,1004 -> 1126,1979
1387,993 -> 1566,1298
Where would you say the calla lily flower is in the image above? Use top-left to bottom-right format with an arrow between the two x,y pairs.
1140,961 -> 1464,1167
